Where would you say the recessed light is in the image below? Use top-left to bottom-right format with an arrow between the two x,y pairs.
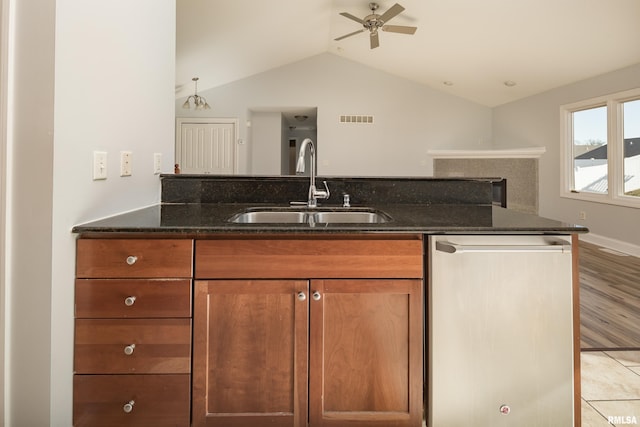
443,81 -> 454,86
504,80 -> 517,87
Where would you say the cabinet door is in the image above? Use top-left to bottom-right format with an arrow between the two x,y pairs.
309,279 -> 423,427
192,280 -> 309,427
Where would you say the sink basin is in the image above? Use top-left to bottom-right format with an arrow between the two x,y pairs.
311,211 -> 389,224
229,211 -> 308,224
229,208 -> 391,224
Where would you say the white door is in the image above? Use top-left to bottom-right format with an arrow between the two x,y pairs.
176,118 -> 237,174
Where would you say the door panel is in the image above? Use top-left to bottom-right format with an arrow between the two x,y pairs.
309,279 -> 423,427
192,280 -> 309,427
177,120 -> 235,174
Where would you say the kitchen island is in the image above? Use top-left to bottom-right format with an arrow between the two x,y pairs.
72,176 -> 586,427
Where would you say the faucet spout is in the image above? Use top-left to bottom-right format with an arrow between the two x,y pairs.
296,138 -> 329,208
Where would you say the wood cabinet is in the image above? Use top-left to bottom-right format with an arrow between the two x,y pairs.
73,239 -> 193,427
193,236 -> 424,427
193,279 -> 309,427
73,235 -> 424,427
309,279 -> 423,427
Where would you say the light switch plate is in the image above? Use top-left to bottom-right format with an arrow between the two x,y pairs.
120,151 -> 132,177
153,153 -> 162,174
93,151 -> 107,180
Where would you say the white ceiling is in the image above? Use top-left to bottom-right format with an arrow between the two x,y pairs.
176,0 -> 640,107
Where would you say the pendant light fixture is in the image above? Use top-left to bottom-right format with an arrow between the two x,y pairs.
182,77 -> 211,110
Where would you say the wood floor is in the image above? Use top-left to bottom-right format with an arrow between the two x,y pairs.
579,241 -> 640,350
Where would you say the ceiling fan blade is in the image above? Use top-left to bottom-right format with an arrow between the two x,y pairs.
370,32 -> 380,49
334,29 -> 366,41
339,12 -> 365,24
382,25 -> 417,35
378,3 -> 405,23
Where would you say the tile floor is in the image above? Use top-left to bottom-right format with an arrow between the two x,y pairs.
582,350 -> 640,426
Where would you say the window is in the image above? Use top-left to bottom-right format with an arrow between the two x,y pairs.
623,99 -> 640,197
561,88 -> 640,208
572,106 -> 608,194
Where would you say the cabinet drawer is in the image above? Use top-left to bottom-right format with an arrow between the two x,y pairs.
195,237 -> 424,279
73,374 -> 190,427
75,279 -> 192,318
76,239 -> 193,278
74,318 -> 191,374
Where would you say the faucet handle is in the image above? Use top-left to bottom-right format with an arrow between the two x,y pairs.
319,180 -> 330,200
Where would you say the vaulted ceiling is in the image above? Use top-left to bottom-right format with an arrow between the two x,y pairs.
176,0 -> 640,107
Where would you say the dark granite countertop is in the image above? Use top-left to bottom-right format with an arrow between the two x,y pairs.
71,202 -> 587,235
72,176 -> 587,235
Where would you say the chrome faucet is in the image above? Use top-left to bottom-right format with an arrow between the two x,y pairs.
296,138 -> 330,208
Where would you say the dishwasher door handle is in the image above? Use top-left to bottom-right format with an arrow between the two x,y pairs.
435,240 -> 571,254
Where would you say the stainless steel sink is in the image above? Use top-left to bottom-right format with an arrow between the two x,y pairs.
229,211 -> 308,224
229,208 -> 391,224
311,211 -> 389,223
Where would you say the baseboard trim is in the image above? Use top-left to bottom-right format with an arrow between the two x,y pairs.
579,233 -> 640,257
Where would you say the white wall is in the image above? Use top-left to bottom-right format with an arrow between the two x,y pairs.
176,53 -> 493,177
493,62 -> 640,251
249,111 -> 282,175
3,3 -> 636,423
5,0 -> 56,425
0,0 -> 9,420
4,1 -> 176,425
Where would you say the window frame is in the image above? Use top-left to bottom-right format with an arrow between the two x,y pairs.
560,87 -> 640,209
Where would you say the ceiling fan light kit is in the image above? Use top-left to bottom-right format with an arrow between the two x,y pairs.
335,2 -> 417,49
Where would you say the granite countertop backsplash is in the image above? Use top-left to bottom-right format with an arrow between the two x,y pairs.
72,175 -> 588,235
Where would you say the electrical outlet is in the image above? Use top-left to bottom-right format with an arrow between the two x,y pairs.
579,211 -> 587,220
153,153 -> 162,174
93,151 -> 107,180
120,151 -> 132,176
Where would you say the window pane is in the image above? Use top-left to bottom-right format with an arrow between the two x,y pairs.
623,99 -> 640,197
573,106 -> 608,194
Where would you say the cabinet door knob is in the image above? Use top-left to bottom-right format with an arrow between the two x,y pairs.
297,292 -> 306,301
124,296 -> 136,306
123,400 -> 135,413
126,256 -> 138,265
124,344 -> 136,355
312,291 -> 321,301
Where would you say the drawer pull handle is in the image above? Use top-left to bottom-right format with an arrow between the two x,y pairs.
126,256 -> 138,265
124,296 -> 136,306
297,292 -> 306,301
312,291 -> 321,301
123,400 -> 135,413
124,344 -> 136,356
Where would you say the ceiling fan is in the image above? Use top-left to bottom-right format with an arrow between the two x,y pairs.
334,2 -> 417,49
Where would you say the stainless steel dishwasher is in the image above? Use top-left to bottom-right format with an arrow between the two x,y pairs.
428,235 -> 575,427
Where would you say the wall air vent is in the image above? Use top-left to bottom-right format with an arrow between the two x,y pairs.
339,115 -> 374,124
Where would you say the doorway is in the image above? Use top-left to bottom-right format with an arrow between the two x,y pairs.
286,139 -> 298,175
